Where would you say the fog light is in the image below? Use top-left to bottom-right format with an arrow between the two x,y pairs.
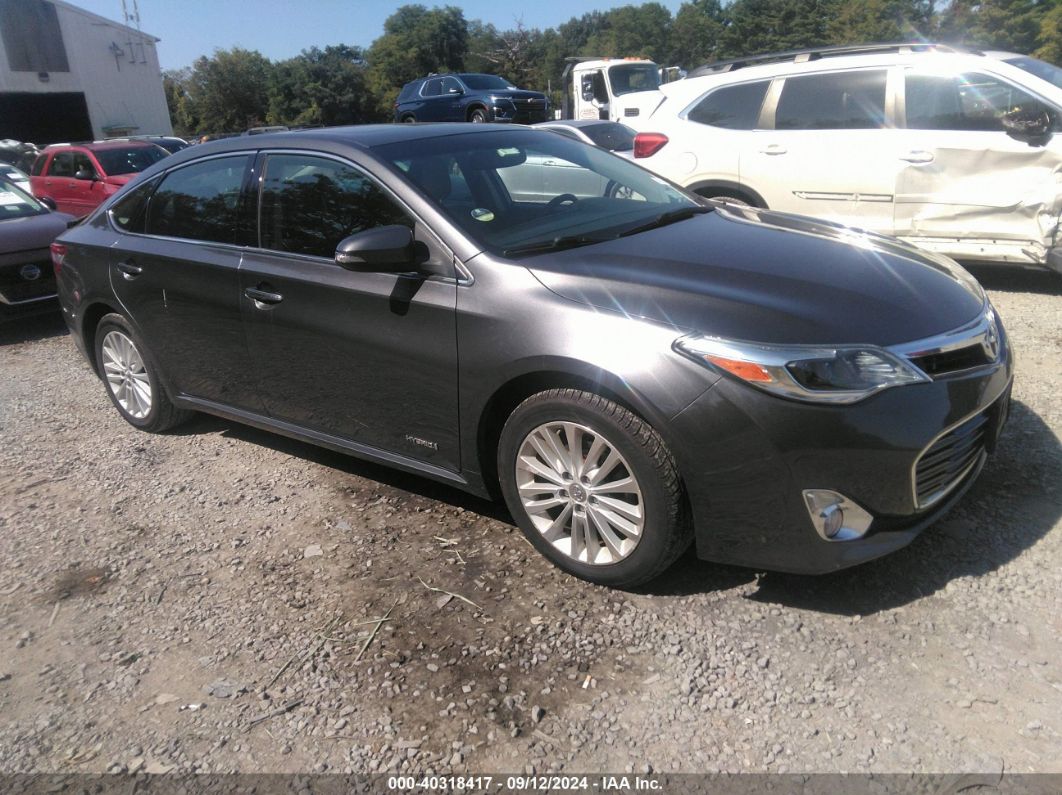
803,490 -> 874,542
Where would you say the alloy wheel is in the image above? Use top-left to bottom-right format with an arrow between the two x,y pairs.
101,330 -> 153,419
515,421 -> 644,565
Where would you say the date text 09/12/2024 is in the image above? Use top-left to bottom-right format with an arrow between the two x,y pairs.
386,775 -> 663,792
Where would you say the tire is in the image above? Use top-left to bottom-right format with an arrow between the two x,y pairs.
498,389 -> 690,588
696,189 -> 759,208
400,114 -> 416,123
93,313 -> 191,433
469,108 -> 489,124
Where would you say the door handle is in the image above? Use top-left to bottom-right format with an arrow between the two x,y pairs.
901,150 -> 935,164
244,285 -> 284,306
116,261 -> 142,280
760,144 -> 787,155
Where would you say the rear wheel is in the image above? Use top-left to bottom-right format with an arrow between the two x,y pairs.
469,108 -> 489,123
400,114 -> 416,123
498,389 -> 690,588
94,313 -> 191,433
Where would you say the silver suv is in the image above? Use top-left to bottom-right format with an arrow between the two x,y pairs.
633,43 -> 1062,275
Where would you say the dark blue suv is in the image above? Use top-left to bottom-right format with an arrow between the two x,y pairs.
394,73 -> 549,124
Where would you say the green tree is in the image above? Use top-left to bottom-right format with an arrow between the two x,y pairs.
366,5 -> 469,116
584,3 -> 674,62
828,0 -> 936,43
672,0 -> 725,68
939,0 -> 1048,53
269,45 -> 377,127
717,0 -> 840,57
162,68 -> 192,136
180,48 -> 274,134
1035,1 -> 1062,62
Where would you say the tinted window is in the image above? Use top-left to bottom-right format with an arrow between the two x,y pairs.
460,74 -> 515,91
581,122 -> 636,152
421,79 -> 442,98
30,153 -> 46,176
94,146 -> 168,176
110,179 -> 157,233
146,155 -> 249,243
1003,56 -> 1062,90
906,71 -> 1052,132
258,154 -> 412,259
49,152 -> 75,177
776,70 -> 887,130
608,64 -> 660,96
688,81 -> 769,129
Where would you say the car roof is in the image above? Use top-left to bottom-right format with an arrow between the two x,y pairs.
44,139 -> 164,151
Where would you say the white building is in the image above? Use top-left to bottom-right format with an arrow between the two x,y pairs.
0,0 -> 172,144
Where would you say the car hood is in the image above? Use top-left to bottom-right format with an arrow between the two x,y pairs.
0,211 -> 74,255
525,206 -> 986,347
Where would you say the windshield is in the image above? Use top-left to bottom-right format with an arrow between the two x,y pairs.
94,146 -> 168,176
608,64 -> 661,96
376,129 -> 698,257
1004,55 -> 1062,89
0,177 -> 46,219
461,74 -> 517,91
581,122 -> 636,152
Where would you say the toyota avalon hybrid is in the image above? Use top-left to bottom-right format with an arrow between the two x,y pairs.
53,125 -> 1012,587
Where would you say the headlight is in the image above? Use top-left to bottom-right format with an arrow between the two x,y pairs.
674,335 -> 930,404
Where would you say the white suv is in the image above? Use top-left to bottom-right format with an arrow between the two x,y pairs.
633,44 -> 1062,275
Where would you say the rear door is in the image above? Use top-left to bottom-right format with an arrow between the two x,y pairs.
894,67 -> 1062,254
108,152 -> 264,411
239,151 -> 460,470
740,68 -> 902,235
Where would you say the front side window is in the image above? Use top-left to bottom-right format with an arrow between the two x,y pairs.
49,152 -> 75,177
906,71 -> 1054,132
258,154 -> 412,259
687,81 -> 770,129
146,155 -> 249,243
775,70 -> 887,130
439,76 -> 463,94
72,152 -> 96,177
110,178 -> 158,232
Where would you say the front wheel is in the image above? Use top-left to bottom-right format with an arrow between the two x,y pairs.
498,389 -> 690,588
94,313 -> 191,433
469,108 -> 489,123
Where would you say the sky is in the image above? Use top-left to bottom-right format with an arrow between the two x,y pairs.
70,0 -> 687,71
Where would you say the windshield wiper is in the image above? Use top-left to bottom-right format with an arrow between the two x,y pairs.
503,234 -> 608,257
617,205 -> 713,238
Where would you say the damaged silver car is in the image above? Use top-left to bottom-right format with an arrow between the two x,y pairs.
633,43 -> 1062,276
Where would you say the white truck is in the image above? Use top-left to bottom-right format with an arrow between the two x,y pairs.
560,57 -> 675,130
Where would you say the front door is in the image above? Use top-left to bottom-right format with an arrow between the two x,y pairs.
894,67 -> 1062,256
109,153 -> 264,411
239,152 -> 460,470
740,68 -> 901,236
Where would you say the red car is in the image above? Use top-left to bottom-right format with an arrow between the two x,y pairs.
30,140 -> 168,217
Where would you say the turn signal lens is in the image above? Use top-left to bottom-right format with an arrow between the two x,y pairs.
703,355 -> 773,383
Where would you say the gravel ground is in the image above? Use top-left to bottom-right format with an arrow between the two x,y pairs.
0,264 -> 1060,777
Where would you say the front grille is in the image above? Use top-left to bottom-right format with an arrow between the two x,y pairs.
0,258 -> 55,305
909,343 -> 992,376
914,411 -> 989,507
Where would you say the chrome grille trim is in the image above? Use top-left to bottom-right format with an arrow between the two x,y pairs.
890,306 -> 1002,378
912,408 -> 991,510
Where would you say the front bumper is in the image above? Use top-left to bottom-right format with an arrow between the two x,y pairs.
0,249 -> 58,321
668,341 -> 1013,574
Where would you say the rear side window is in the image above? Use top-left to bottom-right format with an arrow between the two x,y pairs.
146,155 -> 249,244
31,153 -> 47,176
687,81 -> 770,129
775,70 -> 887,130
49,152 -> 76,177
582,122 -> 636,151
421,79 -> 442,98
257,154 -> 412,259
905,71 -> 1053,132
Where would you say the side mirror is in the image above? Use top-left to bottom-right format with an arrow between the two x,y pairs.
38,196 -> 57,210
335,225 -> 415,271
447,87 -> 464,95
1002,105 -> 1052,139
74,168 -> 97,181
